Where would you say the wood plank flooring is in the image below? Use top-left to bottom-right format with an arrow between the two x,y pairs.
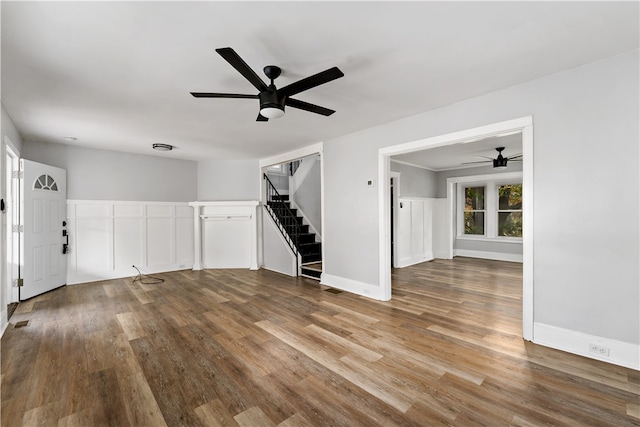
2,258 -> 638,426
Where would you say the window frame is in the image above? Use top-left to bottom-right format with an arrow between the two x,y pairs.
496,183 -> 523,238
456,174 -> 523,242
462,185 -> 486,237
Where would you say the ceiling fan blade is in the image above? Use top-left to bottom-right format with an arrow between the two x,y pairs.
509,159 -> 523,162
461,160 -> 492,165
473,155 -> 495,160
191,92 -> 258,99
507,154 -> 523,160
256,113 -> 268,122
278,67 -> 344,98
215,47 -> 268,92
286,98 -> 335,116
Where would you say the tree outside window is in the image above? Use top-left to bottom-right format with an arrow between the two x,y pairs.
497,184 -> 522,237
464,186 -> 485,235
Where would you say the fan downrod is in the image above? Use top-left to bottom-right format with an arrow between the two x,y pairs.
263,65 -> 281,82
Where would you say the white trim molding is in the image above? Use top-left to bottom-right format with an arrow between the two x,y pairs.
321,273 -> 386,301
534,323 -> 640,370
454,249 -> 522,263
259,142 -> 324,169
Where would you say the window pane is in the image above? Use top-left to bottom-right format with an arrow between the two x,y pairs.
498,184 -> 522,210
465,187 -> 485,210
498,212 -> 522,237
464,212 -> 484,235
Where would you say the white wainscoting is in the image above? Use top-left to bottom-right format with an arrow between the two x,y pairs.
67,200 -> 194,284
189,201 -> 259,270
396,197 -> 435,268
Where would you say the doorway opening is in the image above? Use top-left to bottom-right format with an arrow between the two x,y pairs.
259,143 -> 324,280
378,116 -> 534,340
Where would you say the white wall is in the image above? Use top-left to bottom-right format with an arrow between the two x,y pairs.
23,141 -> 197,202
66,200 -> 193,284
322,50 -> 639,350
435,162 -> 522,198
198,159 -> 259,200
262,210 -> 297,276
391,161 -> 437,198
1,104 -> 23,154
265,172 -> 289,193
292,156 -> 322,236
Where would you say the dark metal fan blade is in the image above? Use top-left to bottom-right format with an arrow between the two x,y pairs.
256,114 -> 268,122
461,160 -> 492,165
278,67 -> 344,98
191,92 -> 258,99
507,154 -> 523,159
286,98 -> 335,116
215,47 -> 268,92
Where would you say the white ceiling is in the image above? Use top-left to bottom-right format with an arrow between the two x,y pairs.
391,132 -> 522,171
2,2 -> 638,161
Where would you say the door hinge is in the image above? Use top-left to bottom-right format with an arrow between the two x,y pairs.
16,278 -> 23,287
12,171 -> 23,179
12,225 -> 23,233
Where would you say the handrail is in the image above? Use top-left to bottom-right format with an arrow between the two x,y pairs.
263,173 -> 300,274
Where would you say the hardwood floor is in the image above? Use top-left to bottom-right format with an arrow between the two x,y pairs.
2,258 -> 638,426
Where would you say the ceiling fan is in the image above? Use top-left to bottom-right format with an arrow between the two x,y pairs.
191,47 -> 344,121
461,147 -> 522,170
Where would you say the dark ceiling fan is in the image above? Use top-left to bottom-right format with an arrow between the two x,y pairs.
191,47 -> 344,121
461,147 -> 522,170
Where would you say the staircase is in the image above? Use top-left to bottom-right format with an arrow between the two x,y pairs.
267,194 -> 322,280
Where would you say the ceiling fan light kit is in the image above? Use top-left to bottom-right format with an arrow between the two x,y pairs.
493,156 -> 509,169
191,47 -> 344,121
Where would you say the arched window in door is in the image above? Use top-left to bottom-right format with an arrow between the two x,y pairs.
33,174 -> 58,191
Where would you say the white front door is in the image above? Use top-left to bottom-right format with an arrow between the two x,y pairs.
20,159 -> 67,300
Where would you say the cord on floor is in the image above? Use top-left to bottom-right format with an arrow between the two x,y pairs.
132,265 -> 165,285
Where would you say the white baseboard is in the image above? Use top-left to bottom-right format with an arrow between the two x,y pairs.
67,263 -> 191,285
534,322 -> 640,370
454,249 -> 523,263
262,266 -> 296,278
396,252 -> 434,268
321,273 -> 385,300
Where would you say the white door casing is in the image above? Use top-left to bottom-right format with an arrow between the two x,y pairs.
20,159 -> 67,300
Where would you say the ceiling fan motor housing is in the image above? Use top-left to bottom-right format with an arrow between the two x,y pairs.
493,155 -> 508,168
259,88 -> 285,113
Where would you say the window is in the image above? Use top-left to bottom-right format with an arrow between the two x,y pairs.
464,186 -> 485,235
34,174 -> 58,191
497,184 -> 522,237
456,176 -> 522,241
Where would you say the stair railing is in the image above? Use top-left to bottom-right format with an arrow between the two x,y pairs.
263,173 -> 300,274
289,160 -> 301,176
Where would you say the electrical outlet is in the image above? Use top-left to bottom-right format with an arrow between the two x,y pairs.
589,343 -> 610,357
